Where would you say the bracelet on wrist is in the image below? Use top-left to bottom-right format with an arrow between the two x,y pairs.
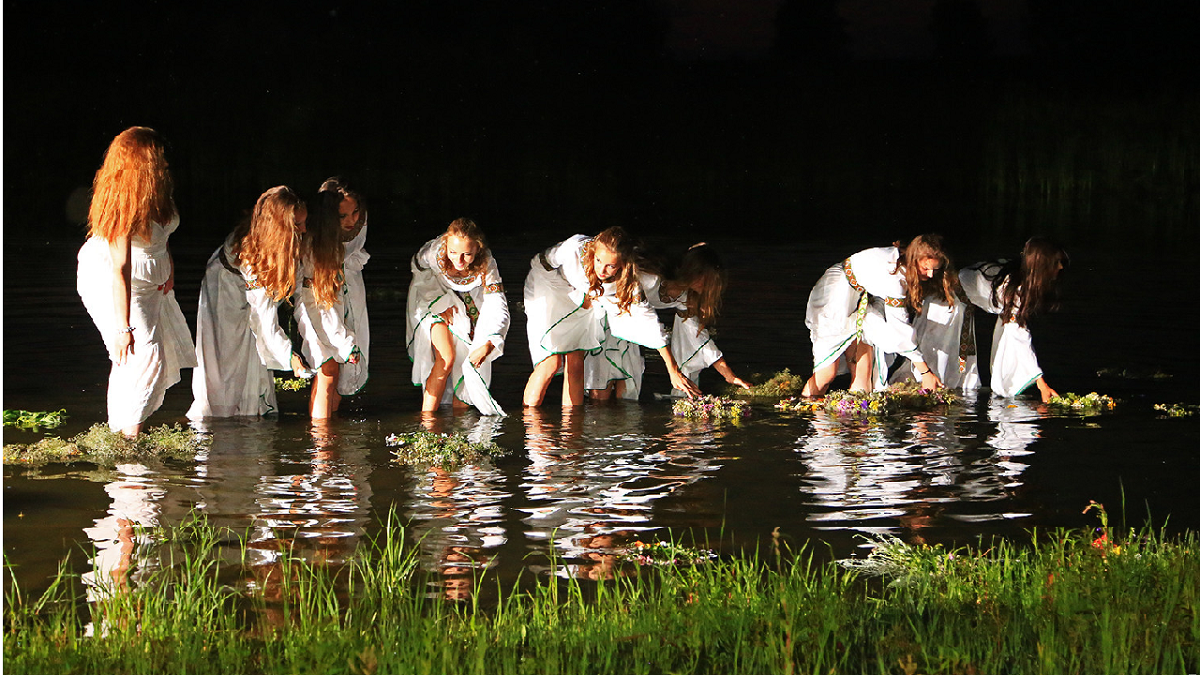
117,326 -> 135,334
917,368 -> 930,376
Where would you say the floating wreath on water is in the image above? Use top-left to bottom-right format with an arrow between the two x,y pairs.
1153,403 -> 1197,418
3,409 -> 67,432
274,377 -> 310,391
776,381 -> 958,418
1047,392 -> 1116,411
386,431 -> 508,469
3,423 -> 208,467
732,369 -> 804,398
672,395 -> 751,421
619,539 -> 717,567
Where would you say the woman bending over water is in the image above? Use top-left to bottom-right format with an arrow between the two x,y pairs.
325,178 -> 371,398
801,234 -> 954,397
523,227 -> 701,407
586,243 -> 752,400
896,237 -> 1069,402
293,183 -> 362,419
406,218 -> 510,416
188,187 -> 309,418
77,127 -> 196,436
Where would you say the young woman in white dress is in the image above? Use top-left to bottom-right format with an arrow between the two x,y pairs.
188,187 -> 310,418
800,234 -> 954,397
293,184 -> 361,419
586,243 -> 752,400
522,226 -> 701,407
324,179 -> 371,398
76,127 -> 196,437
895,237 -> 1069,402
406,218 -> 509,415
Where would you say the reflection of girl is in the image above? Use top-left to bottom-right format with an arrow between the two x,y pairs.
406,218 -> 509,415
522,227 -> 701,407
77,127 -> 195,436
587,243 -> 751,400
188,187 -> 309,418
293,182 -> 361,419
801,235 -> 953,396
898,237 -> 1069,402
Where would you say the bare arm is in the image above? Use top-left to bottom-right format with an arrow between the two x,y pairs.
1035,376 -> 1058,403
657,345 -> 701,398
108,234 -> 134,365
712,357 -> 752,389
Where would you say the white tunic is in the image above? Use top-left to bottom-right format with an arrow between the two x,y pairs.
77,215 -> 196,431
896,262 -> 1043,397
523,235 -> 667,371
338,225 -> 370,395
406,235 -> 509,415
187,235 -> 296,418
804,246 -> 924,391
292,254 -> 357,373
584,272 -> 724,399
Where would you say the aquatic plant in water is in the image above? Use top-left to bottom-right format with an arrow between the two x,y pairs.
1096,366 -> 1172,379
274,377 -> 310,391
3,408 -> 67,432
2,423 -> 208,467
387,431 -> 507,469
732,368 -> 804,398
777,381 -> 958,418
619,539 -> 716,567
1047,391 -> 1115,411
1154,402 -> 1198,417
672,395 -> 750,421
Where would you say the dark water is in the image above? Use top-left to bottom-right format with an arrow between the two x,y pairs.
4,236 -> 1199,601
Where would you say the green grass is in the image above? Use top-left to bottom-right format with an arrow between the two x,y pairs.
386,431 -> 509,470
2,423 -> 208,467
5,508 -> 1199,674
3,409 -> 67,432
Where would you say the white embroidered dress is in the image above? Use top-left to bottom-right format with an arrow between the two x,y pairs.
896,262 -> 1043,397
77,215 -> 196,431
187,235 -> 296,418
523,235 -> 668,375
406,235 -> 509,415
804,246 -> 925,391
338,224 -> 370,395
584,272 -> 723,399
292,254 -> 357,374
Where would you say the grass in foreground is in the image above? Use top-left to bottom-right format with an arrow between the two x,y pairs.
4,507 -> 1198,674
2,423 -> 208,467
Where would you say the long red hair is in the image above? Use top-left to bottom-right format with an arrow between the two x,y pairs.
232,186 -> 304,301
304,186 -> 348,308
894,234 -> 956,314
991,237 -> 1070,327
87,127 -> 175,242
673,243 -> 726,331
582,227 -> 641,314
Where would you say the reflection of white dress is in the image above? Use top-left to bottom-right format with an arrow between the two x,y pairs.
339,225 -> 370,395
187,235 -> 295,418
585,272 -> 723,399
524,235 -> 667,369
77,215 -> 196,431
292,255 -> 357,372
805,246 -> 924,390
406,235 -> 509,415
896,262 -> 1043,397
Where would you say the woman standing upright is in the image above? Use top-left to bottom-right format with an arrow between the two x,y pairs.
801,234 -> 953,397
293,184 -> 361,419
77,127 -> 196,436
407,218 -> 509,415
188,186 -> 309,418
522,227 -> 701,407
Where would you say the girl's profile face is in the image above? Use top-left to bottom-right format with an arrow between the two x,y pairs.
918,257 -> 942,280
338,195 -> 360,232
445,233 -> 479,272
294,205 -> 308,235
592,243 -> 622,281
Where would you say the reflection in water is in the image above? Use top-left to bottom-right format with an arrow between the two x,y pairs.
796,393 -> 1040,543
83,464 -> 166,602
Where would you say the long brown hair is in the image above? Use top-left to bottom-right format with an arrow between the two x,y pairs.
320,177 -> 368,241
674,243 -> 726,331
87,127 -> 175,242
989,236 -> 1069,327
304,186 -> 347,308
444,217 -> 490,274
232,186 -> 304,301
894,233 -> 955,314
581,226 -> 641,314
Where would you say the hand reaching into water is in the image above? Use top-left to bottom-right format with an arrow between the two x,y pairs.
920,370 -> 943,391
1036,377 -> 1058,403
670,370 -> 702,398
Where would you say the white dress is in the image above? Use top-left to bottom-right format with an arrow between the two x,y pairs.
77,215 -> 196,431
895,262 -> 1043,397
187,235 -> 296,418
292,254 -> 358,374
584,272 -> 724,399
406,235 -> 510,415
523,235 -> 667,373
338,225 -> 370,395
804,246 -> 925,391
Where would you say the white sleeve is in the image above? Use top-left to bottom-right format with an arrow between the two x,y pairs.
247,286 -> 294,370
343,225 -> 370,272
672,313 -> 722,375
471,256 -> 510,360
318,299 -> 358,362
606,297 -> 669,350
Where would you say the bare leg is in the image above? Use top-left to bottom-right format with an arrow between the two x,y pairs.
847,340 -> 874,392
310,359 -> 342,419
562,351 -> 586,407
423,322 -> 456,412
120,423 -> 142,439
801,361 -> 838,398
589,382 -> 615,400
524,354 -> 563,407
